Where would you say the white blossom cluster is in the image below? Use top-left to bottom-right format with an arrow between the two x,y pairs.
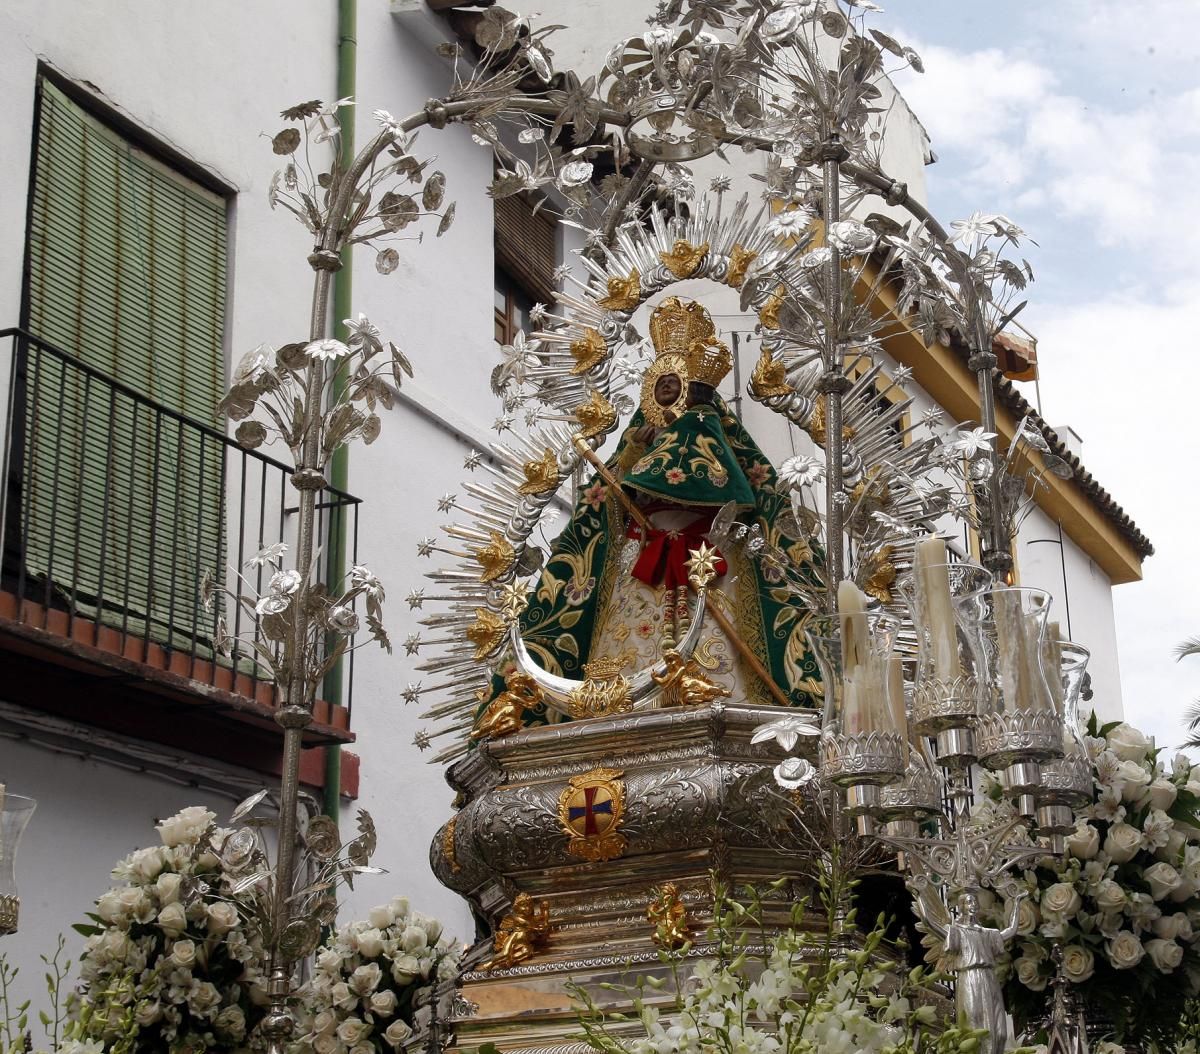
292,899 -> 460,1054
68,806 -> 267,1054
970,720 -> 1200,1044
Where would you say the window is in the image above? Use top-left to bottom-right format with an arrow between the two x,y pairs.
493,193 -> 558,344
16,75 -> 229,644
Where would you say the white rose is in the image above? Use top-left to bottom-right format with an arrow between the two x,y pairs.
135,1001 -> 163,1026
337,1018 -> 372,1046
1106,930 -> 1145,970
1061,944 -> 1095,983
355,927 -> 384,959
331,982 -> 357,1011
118,887 -> 154,924
97,928 -> 133,961
1153,912 -> 1193,941
1016,898 -> 1040,936
214,1005 -> 246,1039
313,1010 -> 338,1035
383,1020 -> 413,1048
1042,882 -> 1083,919
171,938 -> 197,968
96,890 -> 125,924
317,949 -> 342,975
157,902 -> 188,937
1015,957 -> 1046,991
1116,760 -> 1153,803
128,846 -> 168,883
391,954 -> 420,985
1108,723 -> 1152,762
1067,823 -> 1100,861
154,872 -> 183,905
314,1035 -> 338,1054
1146,937 -> 1184,972
156,806 -> 216,847
1171,874 -> 1199,903
1104,822 -> 1144,864
400,925 -> 428,954
1096,1044 -> 1125,1054
418,914 -> 444,944
1147,778 -> 1178,812
1095,880 -> 1127,913
206,901 -> 239,935
369,904 -> 394,929
350,962 -> 382,996
390,896 -> 410,919
1146,862 -> 1183,900
369,990 -> 398,1017
1158,829 -> 1187,861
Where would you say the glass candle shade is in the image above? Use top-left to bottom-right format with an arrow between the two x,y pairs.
806,612 -> 906,788
897,561 -> 992,737
1037,642 -> 1093,833
0,792 -> 36,935
954,586 -> 1063,815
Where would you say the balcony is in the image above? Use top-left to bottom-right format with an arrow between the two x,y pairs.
0,328 -> 357,784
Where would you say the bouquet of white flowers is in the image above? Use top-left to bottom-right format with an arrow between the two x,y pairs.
573,878 -> 984,1054
983,717 -> 1200,1049
69,806 -> 268,1054
292,898 -> 460,1054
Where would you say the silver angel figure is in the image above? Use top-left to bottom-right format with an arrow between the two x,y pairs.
914,886 -> 1025,1054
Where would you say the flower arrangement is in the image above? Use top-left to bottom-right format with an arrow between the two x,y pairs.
69,806 -> 268,1054
573,876 -> 984,1054
981,717 -> 1200,1049
292,899 -> 460,1054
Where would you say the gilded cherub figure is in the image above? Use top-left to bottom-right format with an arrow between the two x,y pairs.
480,892 -> 551,971
471,673 -> 543,741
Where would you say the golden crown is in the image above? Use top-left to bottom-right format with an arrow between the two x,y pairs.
686,336 -> 733,388
648,296 -> 716,358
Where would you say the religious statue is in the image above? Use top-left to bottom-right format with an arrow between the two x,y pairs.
914,886 -> 1026,1054
480,892 -> 552,971
473,297 -> 823,738
647,882 -> 690,949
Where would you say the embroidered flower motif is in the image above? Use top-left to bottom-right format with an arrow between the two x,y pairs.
565,576 -> 596,604
635,620 -> 655,639
581,480 -> 607,511
665,468 -> 686,485
746,462 -> 770,486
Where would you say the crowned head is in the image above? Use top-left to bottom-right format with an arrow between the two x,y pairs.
649,296 -> 717,358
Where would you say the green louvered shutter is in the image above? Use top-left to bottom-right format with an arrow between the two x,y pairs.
22,77 -> 228,647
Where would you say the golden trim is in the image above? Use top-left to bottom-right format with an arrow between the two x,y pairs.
659,239 -> 710,279
569,327 -> 607,375
639,353 -> 690,427
807,394 -> 856,447
568,657 -> 634,718
519,448 -> 560,496
557,767 -> 627,862
442,815 -> 461,873
597,268 -> 641,311
861,544 -> 897,605
758,286 -> 785,329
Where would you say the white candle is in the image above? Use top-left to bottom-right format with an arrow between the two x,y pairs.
915,536 -> 961,683
838,580 -> 870,735
886,655 -> 909,760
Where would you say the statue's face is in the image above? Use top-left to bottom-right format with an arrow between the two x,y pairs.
654,372 -> 683,407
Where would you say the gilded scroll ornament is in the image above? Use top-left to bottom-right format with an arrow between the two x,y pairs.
474,530 -> 516,583
758,286 -> 785,329
749,346 -> 792,399
569,327 -> 607,375
466,607 -> 506,660
480,892 -> 551,971
471,672 -> 544,741
572,389 -> 618,440
596,268 -> 641,311
807,394 -> 856,446
518,448 -> 560,496
557,767 -> 627,862
652,649 -> 732,708
442,814 -> 461,873
659,239 -> 710,279
861,544 -> 897,604
647,882 -> 690,949
724,243 -> 758,289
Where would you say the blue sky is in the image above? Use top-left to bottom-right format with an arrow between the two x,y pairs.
887,2 -> 1200,748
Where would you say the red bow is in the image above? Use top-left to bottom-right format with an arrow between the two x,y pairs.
627,518 -> 727,590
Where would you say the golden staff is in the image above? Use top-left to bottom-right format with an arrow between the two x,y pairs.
571,436 -> 793,709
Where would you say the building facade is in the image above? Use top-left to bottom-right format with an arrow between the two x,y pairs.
0,0 -> 1150,1004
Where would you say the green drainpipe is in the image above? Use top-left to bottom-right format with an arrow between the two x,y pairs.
323,0 -> 356,820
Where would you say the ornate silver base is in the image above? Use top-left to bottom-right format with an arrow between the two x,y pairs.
1038,752 -> 1092,810
0,895 -> 17,935
977,710 -> 1062,769
876,764 -> 944,823
911,676 -> 978,735
820,730 -> 906,787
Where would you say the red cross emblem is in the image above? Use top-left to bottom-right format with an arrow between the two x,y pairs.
557,768 -> 627,862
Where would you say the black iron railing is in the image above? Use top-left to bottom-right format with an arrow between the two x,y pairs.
0,327 -> 359,720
